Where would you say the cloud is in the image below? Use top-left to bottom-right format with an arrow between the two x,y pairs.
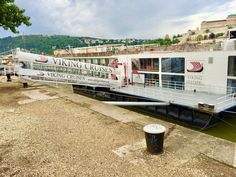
162,0 -> 236,36
0,0 -> 235,38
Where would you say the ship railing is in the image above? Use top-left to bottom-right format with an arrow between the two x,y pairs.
113,85 -> 200,106
215,93 -> 236,111
142,78 -> 236,95
226,87 -> 236,94
144,79 -> 185,90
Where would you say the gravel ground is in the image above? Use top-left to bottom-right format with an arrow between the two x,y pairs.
0,78 -> 236,177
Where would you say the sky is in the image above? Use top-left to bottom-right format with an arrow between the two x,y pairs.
1,0 -> 236,39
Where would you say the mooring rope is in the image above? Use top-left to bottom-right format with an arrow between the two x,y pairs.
215,116 -> 236,130
199,113 -> 214,131
223,110 -> 236,114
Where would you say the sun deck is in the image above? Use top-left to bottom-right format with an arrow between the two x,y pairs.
111,85 -> 236,113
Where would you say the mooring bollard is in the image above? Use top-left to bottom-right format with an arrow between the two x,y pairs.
6,73 -> 11,82
143,124 -> 166,154
23,82 -> 28,88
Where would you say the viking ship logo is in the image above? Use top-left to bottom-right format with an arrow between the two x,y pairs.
37,71 -> 44,76
35,56 -> 48,63
187,62 -> 204,72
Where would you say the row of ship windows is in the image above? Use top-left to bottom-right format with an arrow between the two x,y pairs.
76,56 -> 236,77
133,56 -> 236,76
132,58 -> 185,73
68,57 -> 185,73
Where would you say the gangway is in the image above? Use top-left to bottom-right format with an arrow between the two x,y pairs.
15,50 -> 122,88
13,50 -> 170,107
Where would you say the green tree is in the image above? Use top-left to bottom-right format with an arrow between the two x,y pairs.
204,35 -> 208,40
205,29 -> 210,33
0,0 -> 31,33
197,34 -> 203,41
172,38 -> 180,44
209,33 -> 216,39
216,33 -> 224,38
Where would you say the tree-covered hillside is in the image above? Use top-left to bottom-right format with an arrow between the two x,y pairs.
0,35 -> 179,55
0,35 -> 91,55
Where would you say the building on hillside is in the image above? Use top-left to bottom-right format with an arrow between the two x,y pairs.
201,14 -> 236,33
181,14 -> 236,44
81,39 -> 93,44
53,44 -> 163,58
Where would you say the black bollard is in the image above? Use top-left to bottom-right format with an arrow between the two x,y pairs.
143,124 -> 166,154
6,73 -> 11,82
23,82 -> 28,88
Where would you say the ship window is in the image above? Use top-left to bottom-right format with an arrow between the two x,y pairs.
132,59 -> 140,70
162,75 -> 184,90
140,59 -> 151,70
145,74 -> 159,86
153,58 -> 159,70
145,74 -> 159,80
230,30 -> 236,39
228,56 -> 236,76
227,79 -> 236,94
162,57 -> 185,73
138,58 -> 159,71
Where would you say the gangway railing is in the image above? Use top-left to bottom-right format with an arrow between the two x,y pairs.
143,78 -> 236,95
111,85 -> 197,107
